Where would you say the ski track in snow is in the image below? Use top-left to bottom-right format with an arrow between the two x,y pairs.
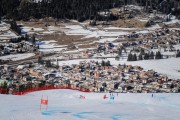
72,112 -> 96,119
42,110 -> 126,120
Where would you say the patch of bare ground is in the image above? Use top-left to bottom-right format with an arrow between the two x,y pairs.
111,8 -> 120,15
17,19 -> 99,47
78,42 -> 97,49
36,32 -> 98,46
111,18 -> 146,28
17,17 -> 81,28
36,33 -> 82,44
166,22 -> 180,28
17,21 -> 65,28
16,17 -> 147,48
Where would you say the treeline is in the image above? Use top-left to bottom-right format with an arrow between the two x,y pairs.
10,20 -> 21,35
0,0 -> 180,21
127,51 -> 163,61
0,0 -> 20,19
10,34 -> 36,45
0,0 -> 120,21
137,0 -> 180,15
101,60 -> 111,66
9,20 -> 37,44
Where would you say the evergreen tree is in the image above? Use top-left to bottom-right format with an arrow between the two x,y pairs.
10,20 -> 21,35
1,0 -> 121,21
144,53 -> 149,60
176,50 -> 180,58
150,51 -> 154,59
106,60 -> 111,66
155,51 -> 162,59
140,48 -> 145,55
123,63 -> 126,68
101,60 -> 105,66
25,34 -> 29,41
56,59 -> 59,69
45,60 -> 52,67
37,44 -> 40,49
115,55 -> 120,61
132,54 -> 137,61
0,0 -> 20,19
138,53 -> 143,60
170,84 -> 174,89
1,0 -> 180,21
118,48 -> 122,56
19,84 -> 25,92
32,35 -> 36,45
2,81 -> 8,89
127,53 -> 133,61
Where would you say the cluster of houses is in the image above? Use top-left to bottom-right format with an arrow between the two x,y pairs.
0,41 -> 37,56
79,27 -> 180,60
43,26 -> 180,63
57,60 -> 180,93
135,28 -> 180,51
0,60 -> 179,94
114,27 -> 180,57
50,27 -> 180,62
1,17 -> 180,94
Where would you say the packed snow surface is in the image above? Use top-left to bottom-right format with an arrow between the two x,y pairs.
0,90 -> 179,120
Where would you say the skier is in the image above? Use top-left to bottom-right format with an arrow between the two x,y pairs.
103,94 -> 108,99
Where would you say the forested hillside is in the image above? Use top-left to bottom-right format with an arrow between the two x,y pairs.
0,0 -> 180,21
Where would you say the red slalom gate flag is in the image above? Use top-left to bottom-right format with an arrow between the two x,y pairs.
41,99 -> 48,105
40,95 -> 48,111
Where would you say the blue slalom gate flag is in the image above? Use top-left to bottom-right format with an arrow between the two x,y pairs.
109,95 -> 115,103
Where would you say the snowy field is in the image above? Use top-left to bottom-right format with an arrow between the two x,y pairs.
0,89 -> 179,120
0,22 -> 18,40
63,24 -> 161,40
38,40 -> 66,52
0,53 -> 35,61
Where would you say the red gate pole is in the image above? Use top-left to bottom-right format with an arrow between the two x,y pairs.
46,96 -> 48,111
40,95 -> 43,111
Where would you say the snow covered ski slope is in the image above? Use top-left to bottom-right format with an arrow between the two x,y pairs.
0,89 -> 180,120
